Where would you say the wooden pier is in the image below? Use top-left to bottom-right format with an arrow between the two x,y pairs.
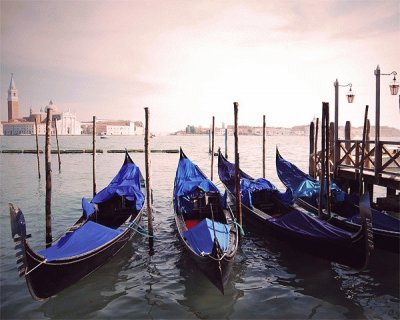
309,120 -> 399,212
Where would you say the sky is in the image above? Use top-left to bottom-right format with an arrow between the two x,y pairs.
1,0 -> 399,134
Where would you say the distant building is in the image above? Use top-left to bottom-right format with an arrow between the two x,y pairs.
81,120 -> 143,135
3,121 -> 46,135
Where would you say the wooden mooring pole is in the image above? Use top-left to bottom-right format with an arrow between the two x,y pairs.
233,102 -> 243,229
309,121 -> 315,177
324,103 -> 331,218
45,108 -> 53,248
208,129 -> 211,154
144,107 -> 154,250
211,116 -> 215,181
263,115 -> 266,178
345,121 -> 352,165
225,128 -> 228,159
318,105 -> 327,218
359,105 -> 369,196
92,116 -> 97,196
314,118 -> 319,179
55,119 -> 61,173
34,118 -> 41,179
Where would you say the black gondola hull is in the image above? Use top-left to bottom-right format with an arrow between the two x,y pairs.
237,203 -> 367,269
175,227 -> 235,294
21,215 -> 142,300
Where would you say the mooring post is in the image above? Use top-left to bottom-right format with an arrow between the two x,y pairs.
318,105 -> 326,219
45,108 -> 53,248
345,121 -> 351,165
208,129 -> 211,154
233,102 -> 243,230
366,119 -> 371,169
309,121 -> 315,177
55,119 -> 61,173
359,105 -> 369,196
224,128 -> 228,159
329,122 -> 334,170
324,103 -> 331,218
92,116 -> 97,196
314,118 -> 319,179
263,115 -> 266,178
144,107 -> 154,249
34,118 -> 41,179
211,116 -> 215,181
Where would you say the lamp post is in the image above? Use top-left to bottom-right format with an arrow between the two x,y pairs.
333,79 -> 354,177
374,65 -> 399,178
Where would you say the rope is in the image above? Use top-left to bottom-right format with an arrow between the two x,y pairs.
25,259 -> 47,276
126,220 -> 154,238
233,218 -> 245,236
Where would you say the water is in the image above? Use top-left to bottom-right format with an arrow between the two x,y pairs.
1,135 -> 399,319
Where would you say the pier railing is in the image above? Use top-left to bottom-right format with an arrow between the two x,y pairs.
336,139 -> 400,178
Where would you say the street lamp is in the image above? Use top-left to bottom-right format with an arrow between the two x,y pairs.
389,73 -> 399,95
374,65 -> 398,178
333,79 -> 354,176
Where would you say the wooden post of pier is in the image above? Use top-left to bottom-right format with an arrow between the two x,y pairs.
325,104 -> 331,218
34,118 -> 41,179
45,108 -> 53,248
359,105 -> 369,196
225,128 -> 228,158
314,118 -> 319,179
309,121 -> 315,177
233,102 -> 243,230
144,107 -> 154,249
262,115 -> 266,178
55,119 -> 61,173
329,122 -> 334,171
318,105 -> 326,218
211,116 -> 215,180
345,121 -> 351,165
92,116 -> 97,196
366,119 -> 371,169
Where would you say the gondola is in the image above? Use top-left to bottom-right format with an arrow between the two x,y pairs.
217,150 -> 372,269
276,148 -> 399,253
173,149 -> 239,294
9,151 -> 146,300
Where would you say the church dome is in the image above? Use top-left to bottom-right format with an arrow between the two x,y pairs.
44,100 -> 59,113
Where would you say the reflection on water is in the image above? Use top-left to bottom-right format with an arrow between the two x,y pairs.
0,135 -> 398,319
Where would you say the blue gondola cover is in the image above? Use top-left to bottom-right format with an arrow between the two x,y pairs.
175,157 -> 223,214
82,197 -> 96,218
92,161 -> 144,211
183,218 -> 230,255
269,210 -> 353,241
38,221 -> 122,261
276,152 -> 345,203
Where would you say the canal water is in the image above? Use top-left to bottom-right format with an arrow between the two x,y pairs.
0,135 -> 399,319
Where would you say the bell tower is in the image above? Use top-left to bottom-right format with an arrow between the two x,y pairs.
8,73 -> 19,121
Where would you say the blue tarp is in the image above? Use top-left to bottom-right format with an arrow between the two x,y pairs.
269,210 -> 353,241
38,221 -> 122,262
276,150 -> 346,203
92,161 -> 145,212
218,153 -> 356,242
218,154 -> 292,207
174,156 -> 223,214
183,218 -> 230,255
276,150 -> 400,232
82,197 -> 96,218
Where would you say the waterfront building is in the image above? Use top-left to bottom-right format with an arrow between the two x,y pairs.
81,120 -> 143,135
3,121 -> 46,135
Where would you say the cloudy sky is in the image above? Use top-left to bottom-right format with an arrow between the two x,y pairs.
1,0 -> 399,133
